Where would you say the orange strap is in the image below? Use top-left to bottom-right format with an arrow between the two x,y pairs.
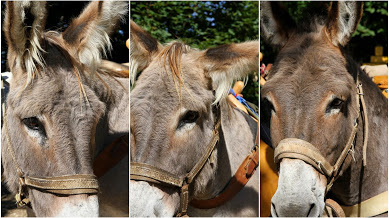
93,135 -> 129,178
190,126 -> 259,209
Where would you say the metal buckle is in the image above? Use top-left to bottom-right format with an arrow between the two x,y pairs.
15,171 -> 29,207
16,182 -> 28,207
177,181 -> 189,217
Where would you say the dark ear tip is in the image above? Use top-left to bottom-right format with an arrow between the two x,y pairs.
260,1 -> 296,47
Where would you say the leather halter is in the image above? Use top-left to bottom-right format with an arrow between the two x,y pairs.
274,77 -> 368,193
130,107 -> 259,216
3,118 -> 99,207
190,126 -> 259,209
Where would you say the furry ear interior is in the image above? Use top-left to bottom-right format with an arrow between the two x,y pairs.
201,41 -> 259,104
62,1 -> 128,72
3,1 -> 47,83
260,2 -> 296,47
325,2 -> 363,47
130,20 -> 163,85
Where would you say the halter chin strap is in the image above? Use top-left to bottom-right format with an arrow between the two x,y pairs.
274,76 -> 368,193
3,117 -> 99,207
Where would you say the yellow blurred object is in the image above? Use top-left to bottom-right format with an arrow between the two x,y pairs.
382,89 -> 388,98
260,140 -> 278,217
100,60 -> 129,77
375,46 -> 383,56
126,39 -> 129,49
260,52 -> 263,61
227,81 -> 249,115
260,76 -> 266,86
227,95 -> 248,114
368,46 -> 388,65
232,81 -> 245,94
373,75 -> 388,89
370,56 -> 388,64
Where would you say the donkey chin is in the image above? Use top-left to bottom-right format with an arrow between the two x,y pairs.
271,159 -> 327,217
130,181 -> 180,217
30,190 -> 99,217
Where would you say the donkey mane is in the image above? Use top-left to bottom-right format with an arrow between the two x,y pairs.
159,42 -> 191,84
158,41 -> 194,102
157,41 -> 234,105
14,31 -> 127,104
134,40 -> 242,105
43,32 -> 92,103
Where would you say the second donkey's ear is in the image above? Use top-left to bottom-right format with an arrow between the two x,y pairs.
62,1 -> 128,72
325,2 -> 363,47
260,2 -> 296,47
130,20 -> 163,84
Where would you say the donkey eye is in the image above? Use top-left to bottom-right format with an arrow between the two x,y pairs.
182,111 -> 199,123
326,98 -> 344,114
178,111 -> 199,129
22,117 -> 47,145
22,117 -> 45,133
329,98 -> 344,108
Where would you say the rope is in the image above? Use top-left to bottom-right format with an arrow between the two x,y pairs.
229,88 -> 258,117
3,116 -> 23,176
358,83 -> 369,166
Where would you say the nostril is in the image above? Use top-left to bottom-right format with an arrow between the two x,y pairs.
307,203 -> 315,216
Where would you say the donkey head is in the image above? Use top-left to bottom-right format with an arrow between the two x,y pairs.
2,2 -> 127,216
261,2 -> 363,216
130,21 -> 258,216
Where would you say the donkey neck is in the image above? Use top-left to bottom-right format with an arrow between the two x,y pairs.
330,69 -> 388,206
87,72 -> 129,154
198,101 -> 257,199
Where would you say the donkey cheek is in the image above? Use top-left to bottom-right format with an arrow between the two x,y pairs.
270,116 -> 283,144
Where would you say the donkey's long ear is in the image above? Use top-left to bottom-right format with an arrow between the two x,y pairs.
201,41 -> 259,103
3,1 -> 47,81
130,20 -> 163,84
260,2 -> 296,47
62,1 -> 128,72
325,2 -> 363,47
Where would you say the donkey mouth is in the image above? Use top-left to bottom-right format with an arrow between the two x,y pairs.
130,181 -> 180,217
30,191 -> 99,217
270,159 -> 327,217
55,195 -> 99,217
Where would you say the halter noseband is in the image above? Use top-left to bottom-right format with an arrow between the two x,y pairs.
3,117 -> 99,207
274,77 -> 368,193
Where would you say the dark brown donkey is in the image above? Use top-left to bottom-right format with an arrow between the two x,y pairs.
261,2 -> 387,217
2,1 -> 128,216
130,21 -> 259,216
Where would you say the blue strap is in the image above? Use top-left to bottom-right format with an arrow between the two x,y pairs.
229,89 -> 258,117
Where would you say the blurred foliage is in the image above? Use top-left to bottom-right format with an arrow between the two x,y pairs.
131,1 -> 259,105
260,1 -> 388,65
1,1 -> 129,72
